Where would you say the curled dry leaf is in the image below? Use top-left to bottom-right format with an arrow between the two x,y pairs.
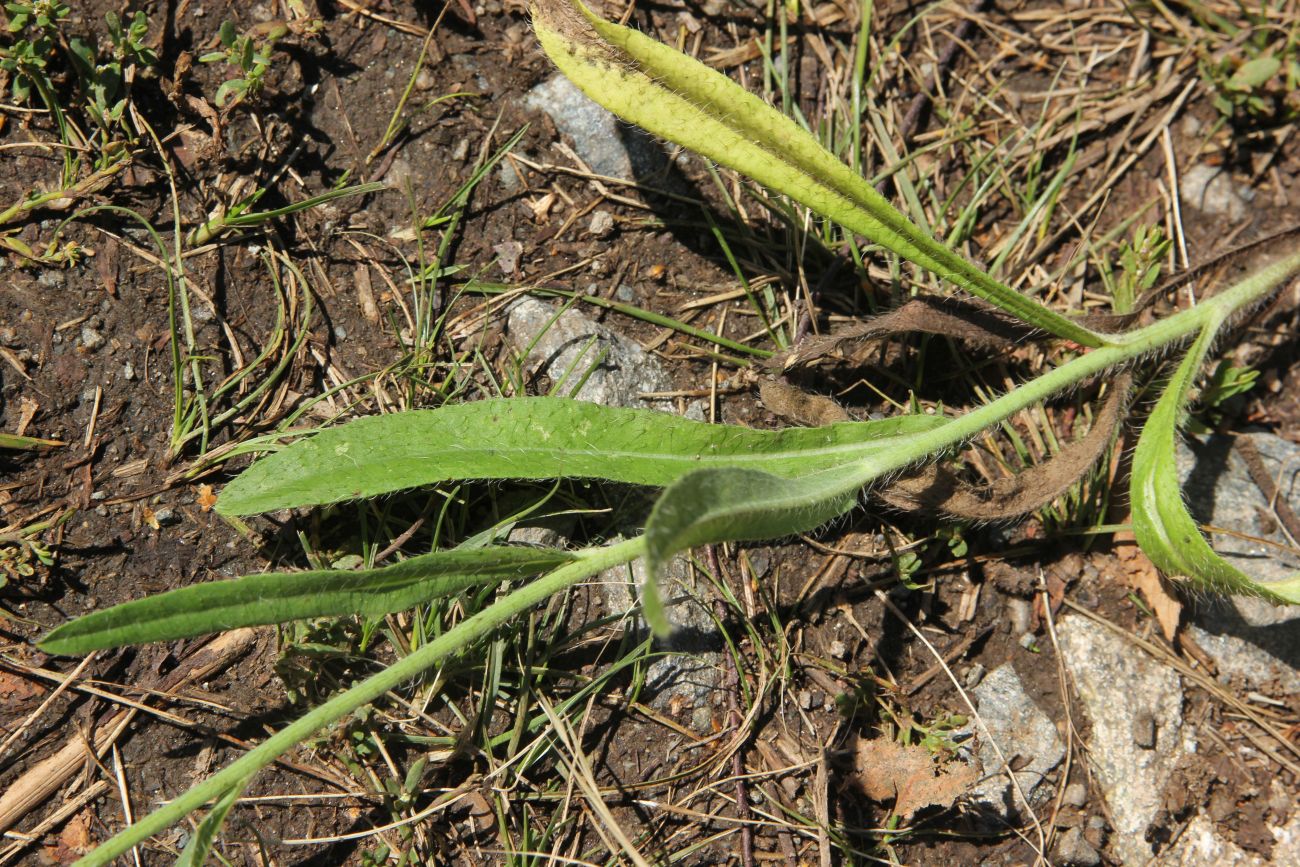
854,737 -> 978,821
759,379 -> 850,426
769,294 -> 1130,521
880,374 -> 1133,520
41,809 -> 93,864
769,296 -> 1036,371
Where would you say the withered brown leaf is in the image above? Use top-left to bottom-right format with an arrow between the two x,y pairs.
854,737 -> 978,820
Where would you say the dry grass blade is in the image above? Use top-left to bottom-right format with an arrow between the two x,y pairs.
0,781 -> 109,866
0,629 -> 258,835
536,696 -> 653,867
0,652 -> 97,764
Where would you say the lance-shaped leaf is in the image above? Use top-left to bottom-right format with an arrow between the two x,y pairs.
1131,322 -> 1300,604
217,397 -> 951,515
642,465 -> 862,633
530,0 -> 1107,348
39,546 -> 574,654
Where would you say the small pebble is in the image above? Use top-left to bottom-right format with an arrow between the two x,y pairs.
588,210 -> 615,238
963,662 -> 986,689
122,362 -> 136,381
1053,826 -> 1101,867
1063,782 -> 1088,807
797,689 -> 814,710
1018,632 -> 1039,651
1083,815 -> 1107,848
829,639 -> 848,660
1007,597 -> 1033,634
80,327 -> 105,351
153,507 -> 180,527
415,68 -> 436,91
780,776 -> 800,801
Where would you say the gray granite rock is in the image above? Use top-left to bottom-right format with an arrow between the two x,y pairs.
524,74 -> 668,181
599,547 -> 720,723
1177,432 -> 1300,590
505,297 -> 675,411
1158,812 -> 1300,867
1177,432 -> 1300,676
1057,614 -> 1192,866
1053,826 -> 1102,867
1186,623 -> 1300,697
505,298 -> 720,723
962,664 -> 1065,824
1180,164 -> 1255,220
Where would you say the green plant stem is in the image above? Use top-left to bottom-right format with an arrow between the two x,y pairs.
533,0 -> 1110,348
186,182 -> 387,248
639,244 -> 1300,608
73,537 -> 644,867
856,247 -> 1300,480
0,155 -> 129,228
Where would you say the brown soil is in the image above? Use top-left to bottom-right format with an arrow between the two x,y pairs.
1,1 -> 1297,864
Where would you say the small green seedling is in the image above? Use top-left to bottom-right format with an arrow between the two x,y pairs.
66,11 -> 157,153
42,2 -> 1300,862
1,0 -> 67,99
1189,5 -> 1300,126
0,2 -> 151,261
1188,360 -> 1260,434
199,19 -> 287,108
0,538 -> 51,587
1099,224 -> 1171,315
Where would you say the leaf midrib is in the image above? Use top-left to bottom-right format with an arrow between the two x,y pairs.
354,433 -> 943,471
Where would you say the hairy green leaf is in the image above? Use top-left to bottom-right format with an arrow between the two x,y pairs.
217,397 -> 950,515
531,0 -> 1107,347
642,466 -> 861,633
65,539 -> 645,867
1132,323 -> 1300,604
39,546 -> 573,654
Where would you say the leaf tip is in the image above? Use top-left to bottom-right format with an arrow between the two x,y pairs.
35,627 -> 73,657
640,555 -> 674,638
